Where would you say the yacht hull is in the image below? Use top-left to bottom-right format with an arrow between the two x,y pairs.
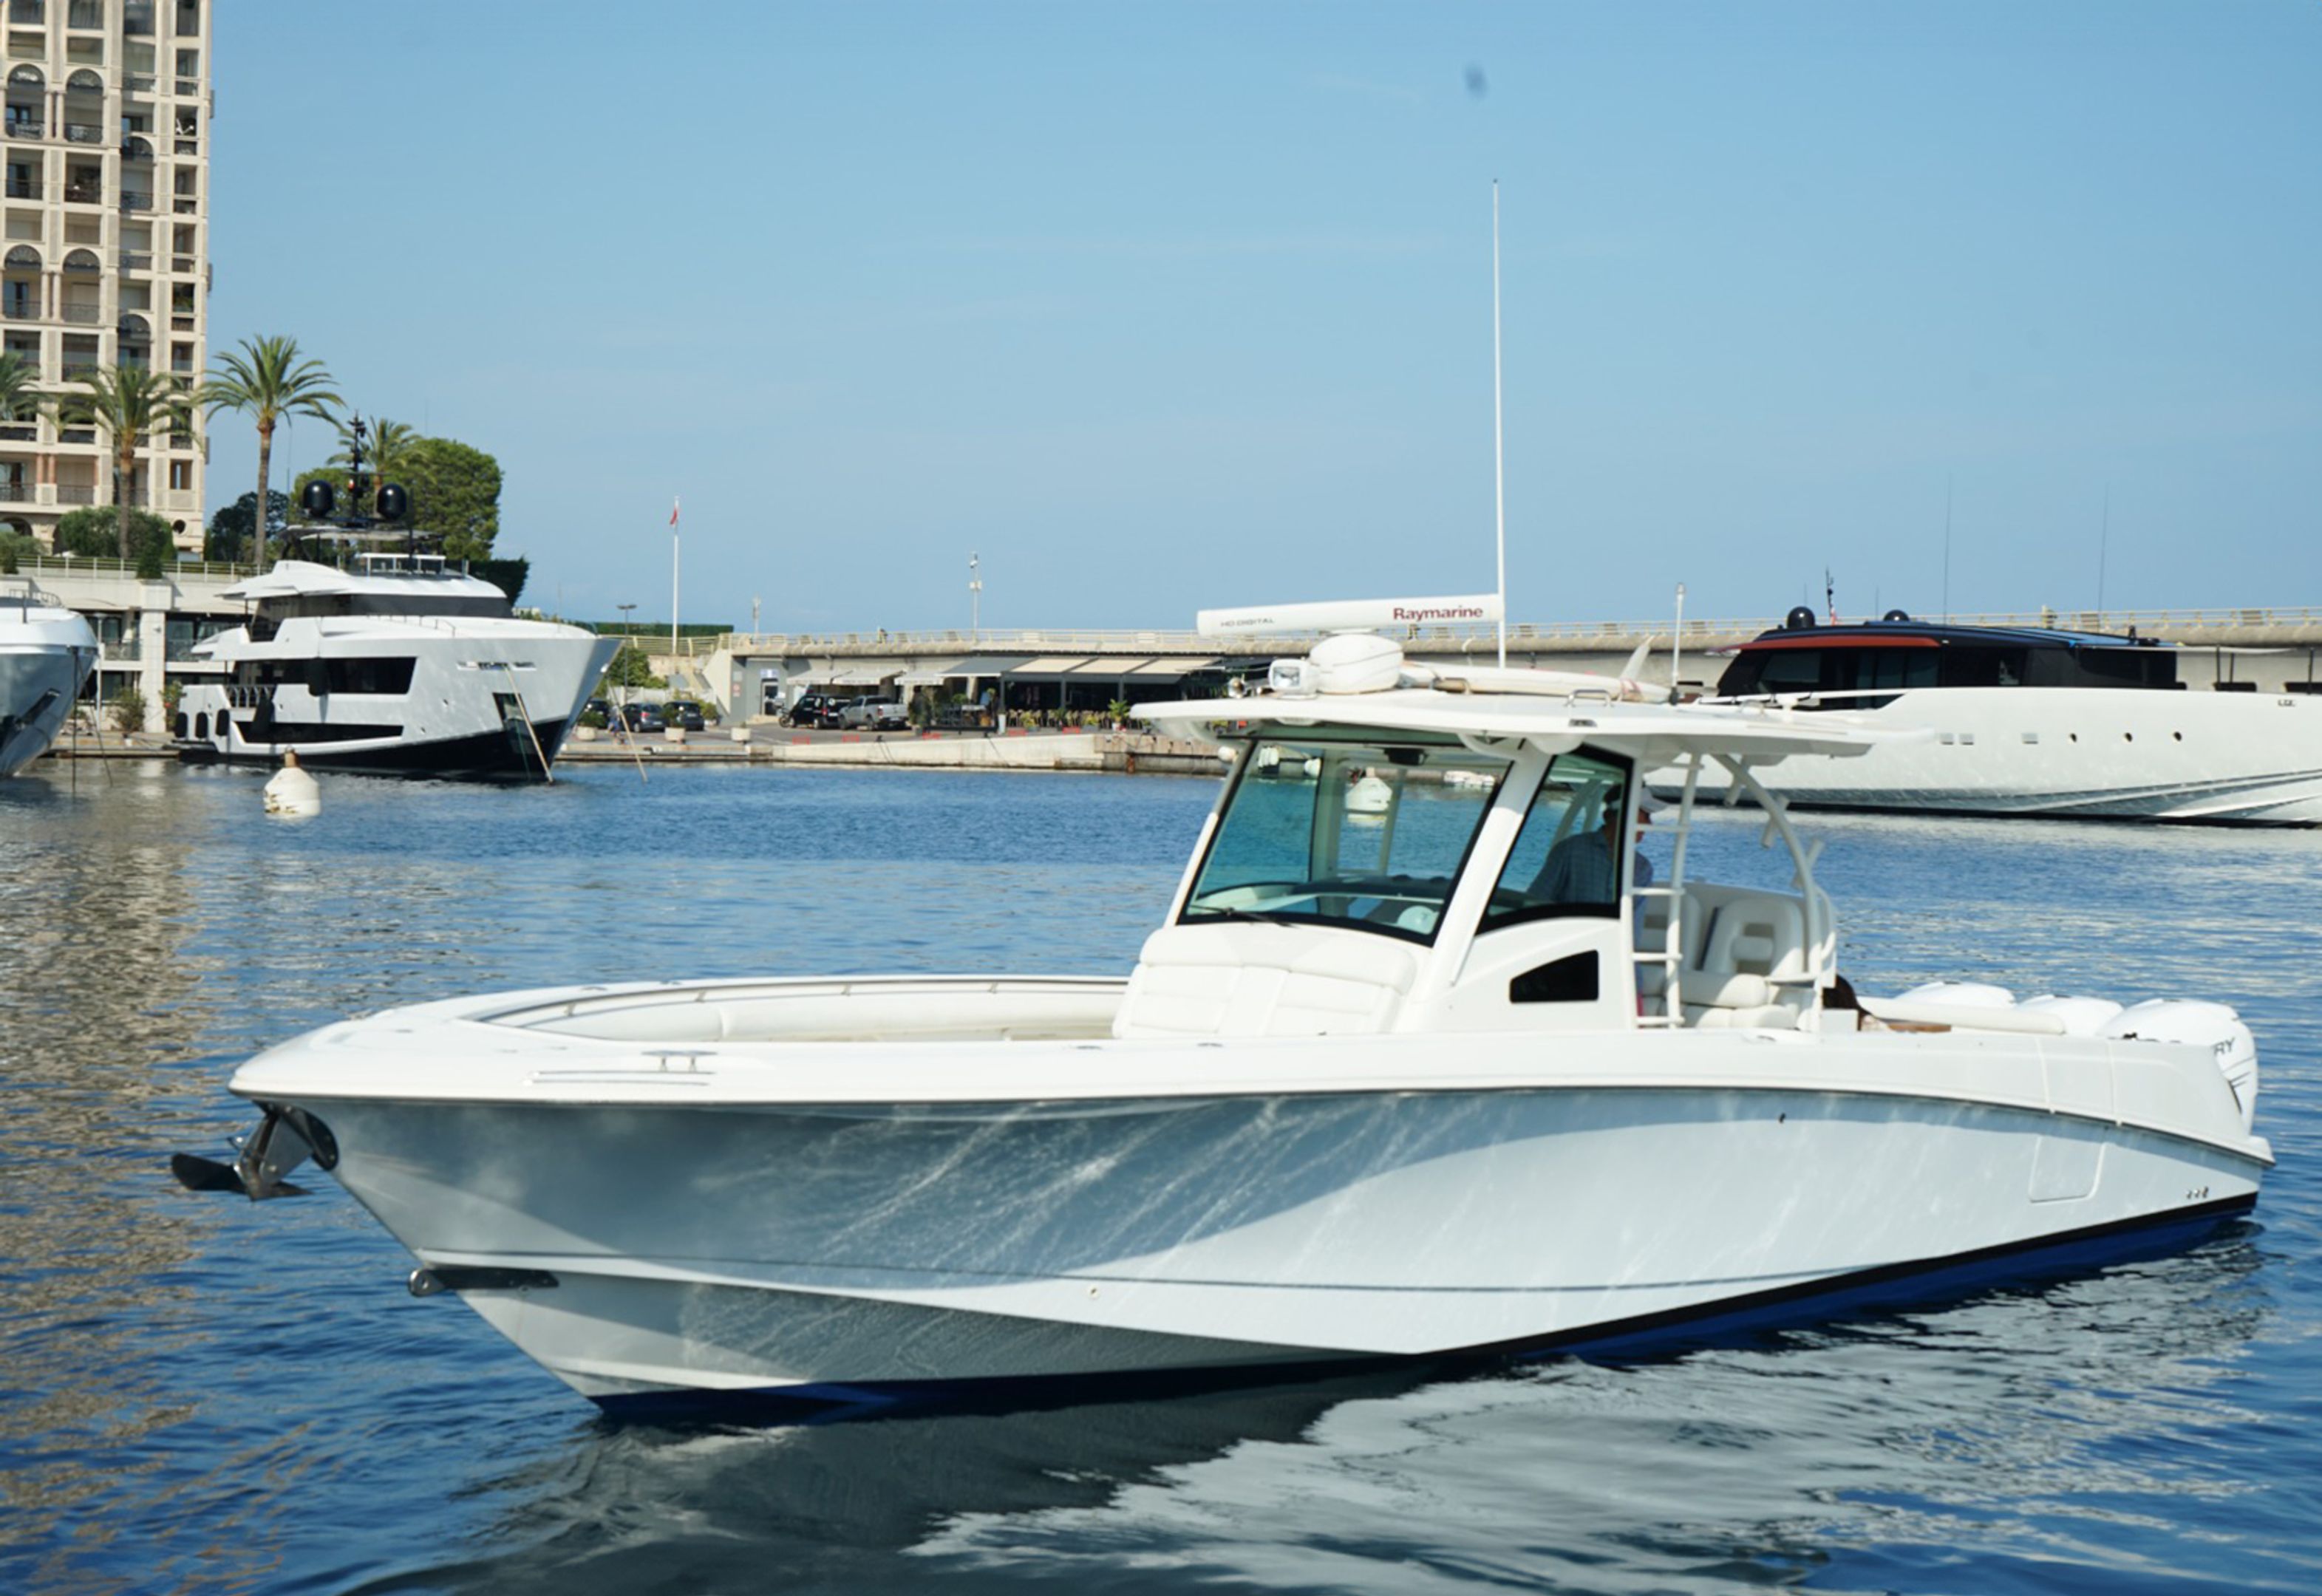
0,612 -> 99,778
179,617 -> 616,782
180,717 -> 576,780
239,1022 -> 2268,1416
1681,687 -> 2322,823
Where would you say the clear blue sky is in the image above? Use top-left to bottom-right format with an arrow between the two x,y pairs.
205,2 -> 2320,632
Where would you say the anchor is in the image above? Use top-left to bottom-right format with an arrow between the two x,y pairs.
170,1104 -> 338,1201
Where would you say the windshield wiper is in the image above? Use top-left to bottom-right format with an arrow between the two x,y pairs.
1184,906 -> 1296,926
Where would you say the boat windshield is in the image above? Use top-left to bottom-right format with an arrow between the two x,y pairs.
1181,738 -> 1510,944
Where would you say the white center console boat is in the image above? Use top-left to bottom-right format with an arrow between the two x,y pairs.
187,627 -> 2273,1422
0,581 -> 98,778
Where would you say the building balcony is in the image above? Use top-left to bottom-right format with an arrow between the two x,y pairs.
63,122 -> 104,146
0,480 -> 27,501
4,120 -> 41,143
59,364 -> 96,381
0,422 -> 33,440
174,78 -> 196,96
60,302 -> 99,324
58,425 -> 93,442
125,73 -> 154,93
171,197 -> 195,215
1,301 -> 35,321
120,250 -> 152,272
68,184 -> 106,205
173,137 -> 194,156
55,482 -> 94,503
116,190 -> 150,211
168,254 -> 192,273
4,176 -> 39,197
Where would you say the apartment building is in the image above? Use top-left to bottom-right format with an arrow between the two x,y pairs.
0,0 -> 205,550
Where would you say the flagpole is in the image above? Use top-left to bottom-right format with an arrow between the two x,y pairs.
1492,179 -> 1507,670
670,496 -> 681,669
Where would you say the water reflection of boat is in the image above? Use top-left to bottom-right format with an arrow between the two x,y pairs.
195,623 -> 2275,1422
919,1229 -> 2272,1589
0,582 -> 98,778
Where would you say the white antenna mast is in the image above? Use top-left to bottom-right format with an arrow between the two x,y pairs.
1492,179 -> 1507,669
1672,582 -> 1686,698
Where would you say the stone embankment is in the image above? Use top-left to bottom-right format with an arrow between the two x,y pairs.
559,729 -> 1228,776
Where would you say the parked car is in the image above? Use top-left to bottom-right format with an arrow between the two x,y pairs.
662,699 -> 707,732
582,698 -> 612,726
840,697 -> 909,732
619,702 -> 664,734
786,694 -> 845,729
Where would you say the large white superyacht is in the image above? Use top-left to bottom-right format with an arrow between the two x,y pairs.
175,538 -> 617,780
0,579 -> 98,777
1691,613 -> 2322,824
180,604 -> 2272,1422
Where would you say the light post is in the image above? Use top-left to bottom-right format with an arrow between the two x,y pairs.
968,550 -> 981,640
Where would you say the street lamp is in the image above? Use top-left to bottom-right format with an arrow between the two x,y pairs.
968,551 -> 981,640
613,603 -> 638,699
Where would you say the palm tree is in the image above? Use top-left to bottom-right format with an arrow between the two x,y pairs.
58,366 -> 193,560
200,335 -> 340,567
0,349 -> 38,427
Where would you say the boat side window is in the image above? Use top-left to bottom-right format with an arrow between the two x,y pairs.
1480,751 -> 1635,931
1181,738 -> 1509,945
322,657 -> 418,695
1752,649 -> 1821,694
1847,647 -> 1935,693
1937,646 -> 2029,688
2070,647 -> 2175,689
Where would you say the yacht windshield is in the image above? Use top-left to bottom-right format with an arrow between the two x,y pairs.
1181,738 -> 1510,944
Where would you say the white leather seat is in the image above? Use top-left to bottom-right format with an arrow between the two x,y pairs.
1679,892 -> 1808,1029
1113,923 -> 1421,1039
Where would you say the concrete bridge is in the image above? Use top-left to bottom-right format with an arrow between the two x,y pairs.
10,554 -> 2318,727
690,606 -> 2322,718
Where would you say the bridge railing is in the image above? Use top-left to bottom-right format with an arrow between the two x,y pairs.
684,607 -> 2322,658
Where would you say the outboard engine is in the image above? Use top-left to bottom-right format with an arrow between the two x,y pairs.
2105,999 -> 2260,1135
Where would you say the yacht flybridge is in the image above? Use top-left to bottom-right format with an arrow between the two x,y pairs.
186,623 -> 2272,1422
175,542 -> 618,780
1695,613 -> 2322,824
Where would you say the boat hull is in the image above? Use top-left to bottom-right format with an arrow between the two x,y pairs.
177,619 -> 617,782
282,1078 -> 2267,1415
178,717 -> 576,780
0,623 -> 98,778
1678,686 -> 2322,824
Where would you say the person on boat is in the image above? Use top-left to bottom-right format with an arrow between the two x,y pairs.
1535,793 -> 1655,905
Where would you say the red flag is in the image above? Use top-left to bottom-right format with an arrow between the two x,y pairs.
669,496 -> 681,528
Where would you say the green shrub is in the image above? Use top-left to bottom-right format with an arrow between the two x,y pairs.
109,685 -> 146,737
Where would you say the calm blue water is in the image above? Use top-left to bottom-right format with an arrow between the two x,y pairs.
2,761 -> 2318,1595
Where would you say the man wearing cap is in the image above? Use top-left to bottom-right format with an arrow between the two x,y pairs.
1534,791 -> 1658,907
